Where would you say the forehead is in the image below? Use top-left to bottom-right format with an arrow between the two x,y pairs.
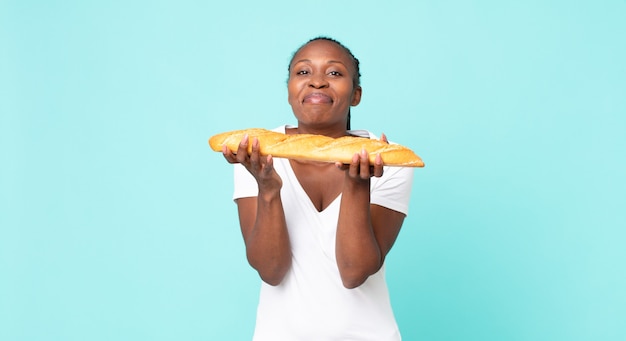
293,40 -> 353,64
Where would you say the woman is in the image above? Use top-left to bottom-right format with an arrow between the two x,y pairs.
221,37 -> 414,340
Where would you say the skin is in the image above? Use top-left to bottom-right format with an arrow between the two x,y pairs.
222,39 -> 406,289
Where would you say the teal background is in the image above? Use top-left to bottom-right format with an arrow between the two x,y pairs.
1,1 -> 625,340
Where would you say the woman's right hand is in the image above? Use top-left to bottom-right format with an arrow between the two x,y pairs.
222,134 -> 283,192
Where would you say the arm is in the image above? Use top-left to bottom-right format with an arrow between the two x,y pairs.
236,195 -> 291,286
335,146 -> 406,289
224,136 -> 291,286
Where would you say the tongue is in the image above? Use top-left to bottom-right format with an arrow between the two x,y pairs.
304,94 -> 332,104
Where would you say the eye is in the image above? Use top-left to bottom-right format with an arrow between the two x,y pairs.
328,71 -> 342,76
296,70 -> 309,75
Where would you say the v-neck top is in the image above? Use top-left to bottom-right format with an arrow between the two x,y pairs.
232,125 -> 414,340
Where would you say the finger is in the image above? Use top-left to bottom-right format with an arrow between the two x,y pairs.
235,134 -> 250,163
249,137 -> 261,170
262,154 -> 274,175
335,161 -> 349,171
380,133 -> 389,144
349,152 -> 360,178
373,153 -> 384,177
359,148 -> 370,179
222,144 -> 238,164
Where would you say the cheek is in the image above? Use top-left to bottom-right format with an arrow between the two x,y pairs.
287,81 -> 299,104
337,83 -> 356,103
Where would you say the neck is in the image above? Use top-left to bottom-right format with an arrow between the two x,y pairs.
294,126 -> 348,138
292,120 -> 350,138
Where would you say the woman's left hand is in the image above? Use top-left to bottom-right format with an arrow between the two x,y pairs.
336,133 -> 387,179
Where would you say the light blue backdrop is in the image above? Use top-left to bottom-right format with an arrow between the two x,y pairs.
1,1 -> 625,340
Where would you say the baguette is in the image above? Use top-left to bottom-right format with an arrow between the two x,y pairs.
208,128 -> 424,167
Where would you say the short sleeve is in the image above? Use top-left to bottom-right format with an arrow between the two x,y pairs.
370,166 -> 414,216
232,164 -> 258,201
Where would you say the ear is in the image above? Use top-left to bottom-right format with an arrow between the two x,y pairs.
351,86 -> 362,106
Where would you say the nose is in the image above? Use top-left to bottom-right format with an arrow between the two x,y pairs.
308,73 -> 328,89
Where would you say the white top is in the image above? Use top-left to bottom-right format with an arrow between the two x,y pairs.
233,125 -> 414,341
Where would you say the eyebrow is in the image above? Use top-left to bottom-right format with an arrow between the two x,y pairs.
293,59 -> 347,67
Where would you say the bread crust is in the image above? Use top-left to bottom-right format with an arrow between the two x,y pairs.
209,128 -> 424,167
